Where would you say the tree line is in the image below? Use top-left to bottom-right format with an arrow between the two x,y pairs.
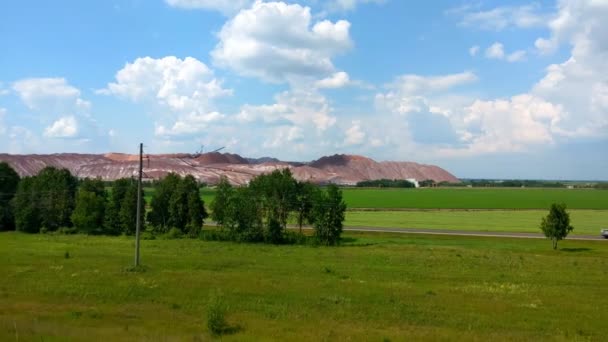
0,162 -> 347,245
210,169 -> 346,245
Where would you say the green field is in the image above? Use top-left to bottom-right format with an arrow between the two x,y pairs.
345,209 -> 608,235
144,187 -> 608,210
341,188 -> 608,209
1,232 -> 607,340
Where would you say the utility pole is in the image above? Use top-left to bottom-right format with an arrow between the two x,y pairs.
135,143 -> 143,267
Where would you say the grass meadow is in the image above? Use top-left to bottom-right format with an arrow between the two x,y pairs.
345,209 -> 608,235
145,187 -> 608,210
341,188 -> 608,209
1,232 -> 607,340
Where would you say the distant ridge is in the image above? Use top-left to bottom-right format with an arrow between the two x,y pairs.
0,152 -> 460,185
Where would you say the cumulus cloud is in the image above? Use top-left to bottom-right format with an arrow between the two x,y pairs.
164,0 -> 253,15
440,95 -> 564,156
469,45 -> 480,56
315,71 -> 351,89
12,78 -> 83,110
238,86 -> 336,131
452,3 -> 547,31
531,0 -> 608,138
44,116 -> 79,138
327,0 -> 385,12
211,1 -> 352,83
485,42 -> 526,62
101,56 -> 231,137
343,120 -> 366,146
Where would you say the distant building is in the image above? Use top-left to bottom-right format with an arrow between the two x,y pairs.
406,178 -> 420,188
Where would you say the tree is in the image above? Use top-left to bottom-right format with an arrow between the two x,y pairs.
210,176 -> 233,227
36,167 -> 78,231
0,162 -> 20,231
71,178 -> 107,234
294,181 -> 318,234
11,167 -> 77,233
147,173 -> 181,232
120,181 -> 144,235
168,175 -> 207,235
248,169 -> 297,242
223,187 -> 264,242
11,177 -> 40,233
312,185 -> 346,245
104,178 -> 131,235
540,203 -> 574,249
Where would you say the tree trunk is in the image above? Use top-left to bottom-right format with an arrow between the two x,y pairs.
552,238 -> 558,250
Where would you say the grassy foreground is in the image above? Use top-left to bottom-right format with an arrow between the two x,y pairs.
345,209 -> 608,235
1,232 -> 607,340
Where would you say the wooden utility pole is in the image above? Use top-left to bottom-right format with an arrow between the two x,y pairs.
135,143 -> 143,267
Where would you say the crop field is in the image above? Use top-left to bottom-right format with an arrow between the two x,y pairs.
1,232 -> 607,340
341,188 -> 608,209
144,187 -> 608,210
345,209 -> 608,236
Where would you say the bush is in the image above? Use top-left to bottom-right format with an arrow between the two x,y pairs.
57,226 -> 78,235
207,290 -> 228,336
165,227 -> 183,239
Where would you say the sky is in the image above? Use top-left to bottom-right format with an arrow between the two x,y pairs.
0,0 -> 607,180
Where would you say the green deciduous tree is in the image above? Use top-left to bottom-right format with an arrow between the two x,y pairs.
119,182 -> 144,235
148,173 -> 207,236
312,185 -> 346,246
540,203 -> 574,249
0,162 -> 20,231
147,173 -> 181,233
211,176 -> 233,227
71,178 -> 107,234
72,178 -> 108,234
11,177 -> 39,233
104,178 -> 131,235
11,167 -> 77,233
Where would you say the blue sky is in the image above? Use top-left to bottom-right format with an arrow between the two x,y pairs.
0,0 -> 606,180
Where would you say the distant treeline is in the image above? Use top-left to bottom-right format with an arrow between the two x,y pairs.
0,162 -> 347,245
356,179 -> 416,188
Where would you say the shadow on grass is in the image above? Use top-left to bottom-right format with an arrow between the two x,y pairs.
561,247 -> 592,253
340,237 -> 377,247
211,324 -> 243,337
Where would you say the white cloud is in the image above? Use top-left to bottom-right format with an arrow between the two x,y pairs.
263,125 -> 304,148
530,0 -> 608,138
12,78 -> 82,110
101,56 -> 232,137
441,94 -> 564,156
239,86 -> 336,131
101,56 -> 230,111
315,71 -> 350,89
211,1 -> 352,83
485,42 -> 526,62
327,0 -> 385,12
485,42 -> 505,59
164,0 -> 253,15
506,50 -> 527,62
44,116 -> 79,138
376,72 -> 477,115
343,120 -> 366,146
454,3 -> 547,31
155,111 -> 225,137
469,45 -> 480,56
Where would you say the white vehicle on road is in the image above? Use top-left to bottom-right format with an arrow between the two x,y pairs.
602,229 -> 608,239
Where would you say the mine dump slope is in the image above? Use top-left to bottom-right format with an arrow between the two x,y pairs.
0,152 -> 459,185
